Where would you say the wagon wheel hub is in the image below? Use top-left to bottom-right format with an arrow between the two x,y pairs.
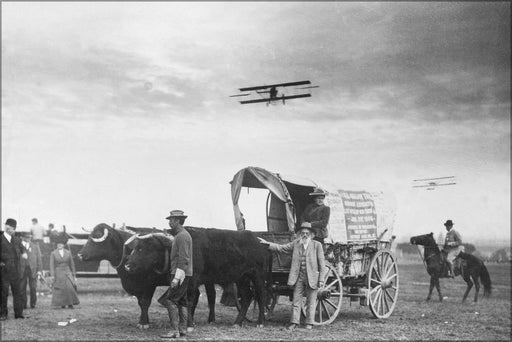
317,288 -> 331,300
381,278 -> 393,289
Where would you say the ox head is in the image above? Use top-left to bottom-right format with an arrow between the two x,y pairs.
124,234 -> 173,274
78,223 -> 117,262
410,232 -> 436,247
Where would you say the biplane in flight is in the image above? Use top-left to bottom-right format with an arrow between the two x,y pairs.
412,176 -> 457,190
230,80 -> 318,106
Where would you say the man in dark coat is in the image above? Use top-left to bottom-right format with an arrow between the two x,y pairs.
19,231 -> 43,309
0,218 -> 27,320
300,188 -> 331,244
160,210 -> 193,339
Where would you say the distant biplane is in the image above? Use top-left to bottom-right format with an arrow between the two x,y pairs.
412,176 -> 457,190
230,80 -> 318,106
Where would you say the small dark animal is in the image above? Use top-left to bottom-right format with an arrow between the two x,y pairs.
410,233 -> 491,302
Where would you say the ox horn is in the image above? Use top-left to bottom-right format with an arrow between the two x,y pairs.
154,248 -> 170,275
135,233 -> 154,240
91,227 -> 109,243
124,234 -> 137,246
82,226 -> 92,233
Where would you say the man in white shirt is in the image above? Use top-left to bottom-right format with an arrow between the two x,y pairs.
30,218 -> 46,245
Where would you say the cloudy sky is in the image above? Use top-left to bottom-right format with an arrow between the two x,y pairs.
2,2 -> 510,244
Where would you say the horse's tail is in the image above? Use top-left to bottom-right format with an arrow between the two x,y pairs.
480,264 -> 492,298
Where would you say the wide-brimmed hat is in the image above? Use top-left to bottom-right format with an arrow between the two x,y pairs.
309,187 -> 327,197
5,218 -> 17,229
20,231 -> 32,238
165,210 -> 188,220
444,220 -> 454,227
296,222 -> 315,234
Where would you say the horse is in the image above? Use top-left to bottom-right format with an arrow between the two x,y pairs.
410,233 -> 491,303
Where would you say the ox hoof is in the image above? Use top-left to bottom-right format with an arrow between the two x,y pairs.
257,324 -> 264,328
137,324 -> 150,330
232,324 -> 241,328
186,327 -> 194,333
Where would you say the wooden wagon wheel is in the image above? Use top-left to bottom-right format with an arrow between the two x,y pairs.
233,283 -> 278,322
301,263 -> 343,325
367,249 -> 399,319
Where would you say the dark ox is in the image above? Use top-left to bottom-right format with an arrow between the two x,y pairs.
77,223 -> 214,329
124,227 -> 271,328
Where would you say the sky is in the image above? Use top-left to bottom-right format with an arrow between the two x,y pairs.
2,2 -> 510,245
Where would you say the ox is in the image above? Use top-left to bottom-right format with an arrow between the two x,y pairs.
124,227 -> 271,328
77,223 -> 215,329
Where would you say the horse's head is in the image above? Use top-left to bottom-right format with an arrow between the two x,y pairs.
410,232 -> 437,247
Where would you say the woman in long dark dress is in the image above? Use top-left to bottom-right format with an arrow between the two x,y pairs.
50,241 -> 79,308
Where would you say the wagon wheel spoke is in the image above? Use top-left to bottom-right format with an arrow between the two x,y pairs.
384,288 -> 395,303
324,279 -> 338,290
324,298 -> 338,310
370,278 -> 382,286
320,300 -> 331,321
370,285 -> 381,295
381,289 -> 389,316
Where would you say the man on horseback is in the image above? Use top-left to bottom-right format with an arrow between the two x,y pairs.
442,220 -> 463,278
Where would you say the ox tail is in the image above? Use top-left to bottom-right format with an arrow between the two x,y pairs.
154,248 -> 169,275
480,264 -> 492,298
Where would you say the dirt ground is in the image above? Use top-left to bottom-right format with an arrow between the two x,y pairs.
1,262 -> 510,341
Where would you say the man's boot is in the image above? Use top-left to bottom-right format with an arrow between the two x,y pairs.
178,305 -> 188,335
448,263 -> 455,278
161,303 -> 180,339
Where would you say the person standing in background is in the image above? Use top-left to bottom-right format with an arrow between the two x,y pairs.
50,235 -> 79,309
19,232 -> 43,309
1,218 -> 27,320
30,218 -> 46,245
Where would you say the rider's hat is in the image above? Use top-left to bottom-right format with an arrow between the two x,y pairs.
444,220 -> 454,227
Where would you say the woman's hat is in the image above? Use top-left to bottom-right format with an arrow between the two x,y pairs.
309,188 -> 327,197
166,210 -> 188,220
444,220 -> 454,227
5,218 -> 17,229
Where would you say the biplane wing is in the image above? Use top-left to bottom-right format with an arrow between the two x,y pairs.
239,93 -> 311,104
412,182 -> 457,188
412,176 -> 455,182
412,176 -> 456,190
239,80 -> 311,92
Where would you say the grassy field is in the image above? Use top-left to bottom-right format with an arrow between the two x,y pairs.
1,262 -> 510,341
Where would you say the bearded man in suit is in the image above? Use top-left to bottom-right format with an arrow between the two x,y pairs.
259,223 -> 326,330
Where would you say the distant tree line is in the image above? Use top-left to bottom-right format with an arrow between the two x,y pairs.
396,242 -> 475,254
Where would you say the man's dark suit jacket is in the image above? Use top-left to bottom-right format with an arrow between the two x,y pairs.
1,232 -> 23,280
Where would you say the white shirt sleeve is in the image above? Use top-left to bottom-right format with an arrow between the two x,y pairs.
174,268 -> 185,284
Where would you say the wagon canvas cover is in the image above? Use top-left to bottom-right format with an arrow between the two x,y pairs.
231,166 -> 396,244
